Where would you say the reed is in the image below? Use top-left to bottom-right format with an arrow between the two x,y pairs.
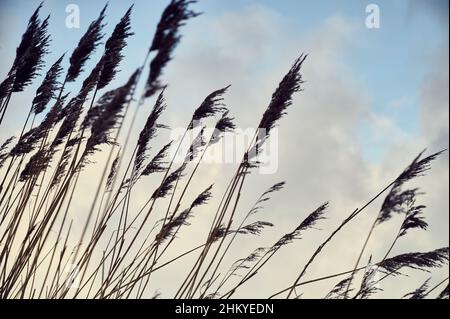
0,1 -> 447,300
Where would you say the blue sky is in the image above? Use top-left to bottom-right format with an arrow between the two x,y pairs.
0,0 -> 448,162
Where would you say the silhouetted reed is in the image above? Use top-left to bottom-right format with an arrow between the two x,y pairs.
134,91 -> 167,175
0,2 -> 50,124
378,150 -> 444,224
378,247 -> 449,275
144,0 -> 201,98
66,4 -> 107,83
403,278 -> 431,299
0,1 -> 447,301
142,141 -> 172,176
325,277 -> 353,299
85,70 -> 139,157
31,54 -> 65,115
106,150 -> 121,192
19,150 -> 49,182
0,137 -> 14,169
152,163 -> 187,199
272,203 -> 328,251
437,284 -> 449,299
344,150 -> 445,297
96,6 -> 134,90
156,184 -> 213,243
191,86 -> 229,124
357,257 -> 382,299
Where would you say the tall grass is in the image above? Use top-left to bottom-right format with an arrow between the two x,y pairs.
0,1 -> 448,299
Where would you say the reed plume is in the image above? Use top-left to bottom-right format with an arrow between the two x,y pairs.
151,163 -> 187,199
9,3 -> 43,72
246,55 -> 307,166
19,149 -> 50,182
378,150 -> 445,224
66,4 -> 107,82
358,257 -> 383,299
403,278 -> 431,299
0,2 -> 50,124
106,149 -> 121,192
9,127 -> 44,157
80,63 -> 103,98
0,137 -> 14,169
41,93 -> 70,129
399,203 -> 428,237
134,91 -> 167,175
51,94 -> 84,148
184,127 -> 206,162
142,141 -> 173,176
209,111 -> 236,145
13,93 -> 70,160
344,150 -> 445,298
378,247 -> 449,275
190,184 -> 214,209
0,76 -> 14,103
156,184 -> 213,243
96,6 -> 134,90
236,221 -> 274,236
52,65 -> 103,145
191,86 -> 230,124
231,248 -> 267,273
247,182 -> 285,217
258,55 -> 307,134
272,203 -> 328,250
81,90 -> 117,130
49,141 -> 77,189
437,284 -> 449,299
325,277 -> 353,299
1,2 -> 45,91
155,209 -> 191,244
11,15 -> 50,93
144,0 -> 200,98
85,70 -> 139,157
31,54 -> 65,115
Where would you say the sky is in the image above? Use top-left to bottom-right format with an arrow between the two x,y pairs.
0,0 -> 448,298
